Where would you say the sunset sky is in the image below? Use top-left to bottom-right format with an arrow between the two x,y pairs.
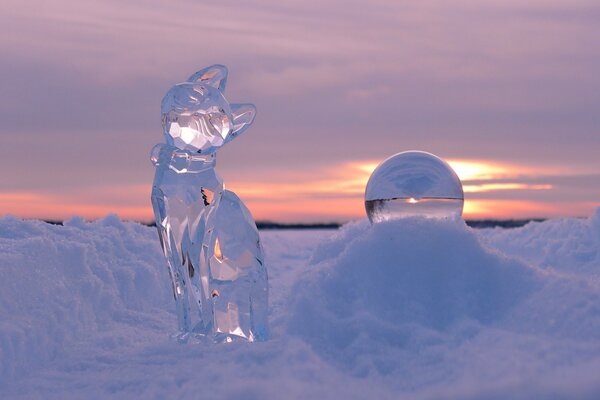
1,0 -> 599,222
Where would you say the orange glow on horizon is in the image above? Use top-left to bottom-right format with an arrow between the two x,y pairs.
0,158 -> 597,222
0,189 -> 152,221
460,199 -> 598,219
463,183 -> 553,193
1,188 -> 597,223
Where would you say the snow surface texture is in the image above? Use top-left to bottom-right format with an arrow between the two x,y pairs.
1,212 -> 600,399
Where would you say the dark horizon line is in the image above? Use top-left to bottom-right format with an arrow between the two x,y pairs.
38,218 -> 550,230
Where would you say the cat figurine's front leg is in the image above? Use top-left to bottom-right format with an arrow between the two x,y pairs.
151,144 -> 222,337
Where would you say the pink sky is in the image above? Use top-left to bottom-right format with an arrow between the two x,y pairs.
1,0 -> 599,222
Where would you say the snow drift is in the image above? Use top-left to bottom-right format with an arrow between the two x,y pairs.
289,216 -> 600,389
289,218 -> 541,373
0,215 -> 173,379
1,212 -> 600,399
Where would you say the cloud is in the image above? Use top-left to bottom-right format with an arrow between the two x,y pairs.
1,0 -> 599,220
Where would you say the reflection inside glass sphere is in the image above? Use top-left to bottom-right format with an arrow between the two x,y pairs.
365,151 -> 464,223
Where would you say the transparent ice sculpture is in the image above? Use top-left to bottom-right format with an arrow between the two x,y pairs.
150,65 -> 268,343
365,151 -> 464,223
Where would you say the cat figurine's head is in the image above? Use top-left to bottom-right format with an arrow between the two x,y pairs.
161,65 -> 256,154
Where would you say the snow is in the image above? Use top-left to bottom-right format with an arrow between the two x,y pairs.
1,212 -> 600,399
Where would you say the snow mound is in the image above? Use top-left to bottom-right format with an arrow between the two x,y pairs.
288,217 -> 600,378
480,209 -> 600,275
288,219 -> 540,373
0,215 -> 173,378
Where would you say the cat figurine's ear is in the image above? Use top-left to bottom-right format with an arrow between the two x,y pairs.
225,103 -> 256,144
188,65 -> 228,92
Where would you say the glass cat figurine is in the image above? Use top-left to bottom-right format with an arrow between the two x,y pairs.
150,65 -> 268,343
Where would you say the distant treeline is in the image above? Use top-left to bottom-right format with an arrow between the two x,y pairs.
465,219 -> 546,229
43,219 -> 546,229
257,219 -> 547,229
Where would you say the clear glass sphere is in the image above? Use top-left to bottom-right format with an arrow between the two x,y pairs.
365,151 -> 464,223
